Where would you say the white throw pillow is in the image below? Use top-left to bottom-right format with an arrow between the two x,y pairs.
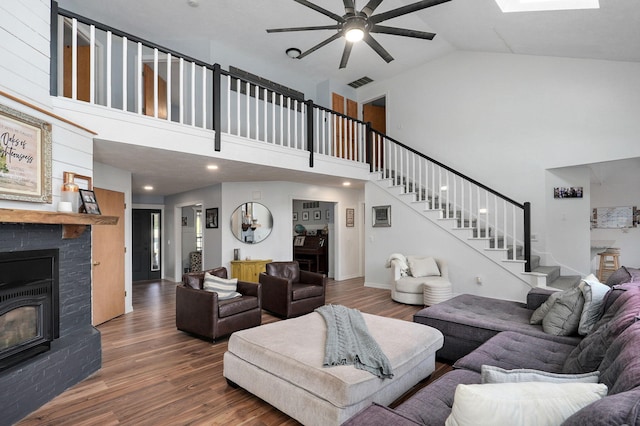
578,274 -> 610,335
406,256 -> 440,278
445,382 -> 608,426
481,365 -> 600,384
203,273 -> 241,300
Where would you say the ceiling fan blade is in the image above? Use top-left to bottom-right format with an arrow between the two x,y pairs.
267,25 -> 340,33
370,0 -> 451,24
370,24 -> 436,40
339,42 -> 353,69
361,0 -> 384,17
363,33 -> 394,63
343,0 -> 356,14
297,32 -> 343,59
294,0 -> 345,23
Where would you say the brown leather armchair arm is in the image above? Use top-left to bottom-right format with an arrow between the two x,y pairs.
176,285 -> 218,338
299,270 -> 326,287
259,273 -> 292,315
237,280 -> 261,300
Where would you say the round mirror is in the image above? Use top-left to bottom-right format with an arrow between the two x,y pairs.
230,202 -> 273,244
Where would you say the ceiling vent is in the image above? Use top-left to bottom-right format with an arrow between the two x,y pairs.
348,76 -> 373,89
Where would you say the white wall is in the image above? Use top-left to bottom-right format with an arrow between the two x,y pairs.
93,162 -> 133,313
358,51 -> 640,277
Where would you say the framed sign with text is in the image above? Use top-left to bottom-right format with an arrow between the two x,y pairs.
0,104 -> 52,203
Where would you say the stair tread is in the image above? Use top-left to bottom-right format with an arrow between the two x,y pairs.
547,275 -> 582,291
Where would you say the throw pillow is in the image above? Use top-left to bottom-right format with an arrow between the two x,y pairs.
203,273 -> 241,300
578,274 -> 611,335
605,266 -> 632,286
445,382 -> 608,426
406,256 -> 440,278
530,290 -> 562,324
481,365 -> 600,384
542,286 -> 585,336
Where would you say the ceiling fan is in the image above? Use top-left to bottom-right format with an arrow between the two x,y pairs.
267,0 -> 451,69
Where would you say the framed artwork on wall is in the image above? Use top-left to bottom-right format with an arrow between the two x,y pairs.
314,210 -> 321,220
205,208 -> 218,228
346,208 -> 355,227
293,212 -> 298,221
372,205 -> 391,227
302,211 -> 309,221
0,103 -> 52,203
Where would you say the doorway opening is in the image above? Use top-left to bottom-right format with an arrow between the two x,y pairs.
132,209 -> 162,282
292,199 -> 336,278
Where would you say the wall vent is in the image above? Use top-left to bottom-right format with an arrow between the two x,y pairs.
347,76 -> 373,89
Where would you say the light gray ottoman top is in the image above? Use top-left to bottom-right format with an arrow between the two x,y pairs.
227,311 -> 443,409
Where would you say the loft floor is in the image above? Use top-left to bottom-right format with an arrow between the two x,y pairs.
17,277 -> 451,425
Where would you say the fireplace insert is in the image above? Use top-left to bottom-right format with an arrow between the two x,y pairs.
0,249 -> 59,372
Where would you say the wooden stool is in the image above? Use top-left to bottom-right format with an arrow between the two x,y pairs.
598,251 -> 620,282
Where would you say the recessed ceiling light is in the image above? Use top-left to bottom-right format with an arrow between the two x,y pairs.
207,164 -> 219,170
144,185 -> 154,191
343,182 -> 351,186
495,0 -> 599,13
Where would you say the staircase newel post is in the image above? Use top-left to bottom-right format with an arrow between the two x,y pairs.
524,201 -> 531,272
306,99 -> 314,168
213,63 -> 221,152
366,122 -> 373,173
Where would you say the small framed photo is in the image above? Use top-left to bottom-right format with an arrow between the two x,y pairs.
205,208 -> 218,229
294,236 -> 306,246
293,212 -> 298,221
325,209 -> 330,220
79,189 -> 101,215
372,205 -> 391,227
302,211 -> 309,221
314,210 -> 321,220
346,208 -> 355,227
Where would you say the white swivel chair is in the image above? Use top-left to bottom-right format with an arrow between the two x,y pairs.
390,256 -> 453,306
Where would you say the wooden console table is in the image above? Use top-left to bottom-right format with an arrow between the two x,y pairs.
230,259 -> 272,283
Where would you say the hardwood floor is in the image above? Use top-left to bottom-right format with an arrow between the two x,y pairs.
17,278 -> 451,426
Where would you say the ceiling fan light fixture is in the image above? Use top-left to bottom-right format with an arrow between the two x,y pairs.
286,48 -> 302,58
345,28 -> 365,43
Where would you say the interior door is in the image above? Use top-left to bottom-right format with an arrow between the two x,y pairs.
143,63 -> 168,119
63,45 -> 91,102
92,187 -> 125,325
132,209 -> 162,281
363,102 -> 386,168
332,93 -> 358,159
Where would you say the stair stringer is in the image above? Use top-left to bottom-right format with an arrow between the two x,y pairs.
370,175 -> 542,289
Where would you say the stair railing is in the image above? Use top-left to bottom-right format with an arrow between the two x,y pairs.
370,130 -> 531,271
52,5 -> 531,270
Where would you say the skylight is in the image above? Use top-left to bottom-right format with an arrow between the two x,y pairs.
495,0 -> 599,13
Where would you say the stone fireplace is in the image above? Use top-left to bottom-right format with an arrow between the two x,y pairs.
0,223 -> 101,424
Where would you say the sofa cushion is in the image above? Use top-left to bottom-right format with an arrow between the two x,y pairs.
578,275 -> 611,335
342,403 -> 422,426
597,321 -> 640,394
480,365 -> 599,384
561,386 -> 640,426
407,256 -> 440,277
218,295 -> 259,318
541,286 -> 585,336
454,331 -> 577,373
203,273 -> 241,300
395,369 -> 481,426
395,276 -> 426,294
444,382 -> 607,426
291,283 -> 323,301
563,286 -> 640,374
605,266 -> 640,286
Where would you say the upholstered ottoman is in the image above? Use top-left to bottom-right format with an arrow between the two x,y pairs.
223,311 -> 443,426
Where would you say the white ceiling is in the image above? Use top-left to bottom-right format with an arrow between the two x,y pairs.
56,0 -> 640,196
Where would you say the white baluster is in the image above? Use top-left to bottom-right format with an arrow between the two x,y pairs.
137,43 -> 143,114
90,25 -> 95,104
190,62 -> 195,126
153,48 -> 158,118
71,18 -> 77,100
122,36 -> 127,111
166,53 -> 171,121
202,65 -> 207,128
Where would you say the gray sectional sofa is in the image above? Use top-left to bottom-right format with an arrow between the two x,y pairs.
344,267 -> 640,425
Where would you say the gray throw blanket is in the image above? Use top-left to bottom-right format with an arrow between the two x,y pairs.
315,304 -> 394,379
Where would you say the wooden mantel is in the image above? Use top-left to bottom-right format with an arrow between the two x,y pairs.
0,208 -> 119,239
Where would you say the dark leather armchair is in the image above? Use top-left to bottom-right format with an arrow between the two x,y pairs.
176,266 -> 261,341
259,261 -> 327,319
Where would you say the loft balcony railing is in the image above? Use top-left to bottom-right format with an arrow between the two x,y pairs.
52,4 -> 531,272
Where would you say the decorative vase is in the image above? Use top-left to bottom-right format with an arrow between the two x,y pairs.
61,172 -> 79,213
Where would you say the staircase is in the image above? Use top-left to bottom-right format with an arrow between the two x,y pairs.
372,169 -> 581,291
